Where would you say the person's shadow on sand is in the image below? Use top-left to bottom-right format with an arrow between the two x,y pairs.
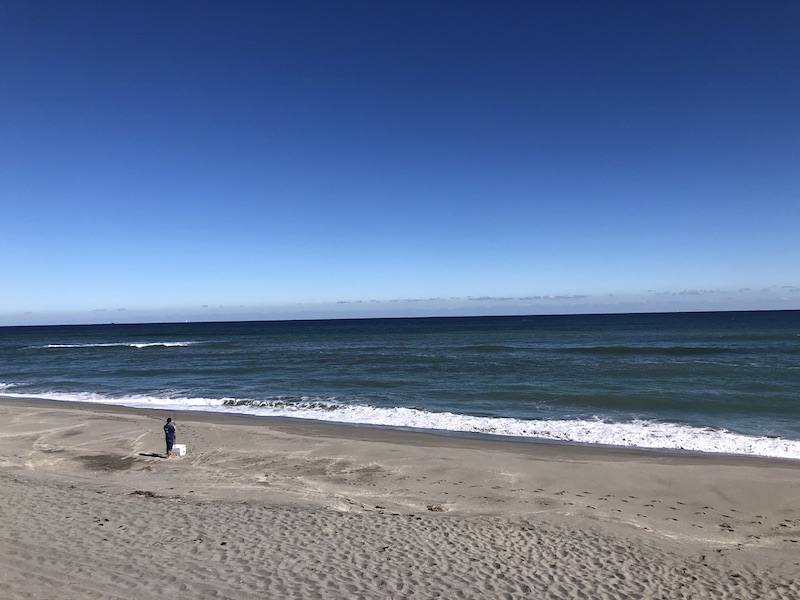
138,452 -> 168,459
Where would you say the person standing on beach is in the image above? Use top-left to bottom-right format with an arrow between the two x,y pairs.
164,417 -> 176,458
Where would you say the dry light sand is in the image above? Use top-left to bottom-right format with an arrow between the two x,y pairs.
1,398 -> 799,599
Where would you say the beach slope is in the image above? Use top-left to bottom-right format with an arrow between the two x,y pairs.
1,398 -> 799,599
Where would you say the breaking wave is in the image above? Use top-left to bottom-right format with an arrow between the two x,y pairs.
31,342 -> 198,349
2,386 -> 799,461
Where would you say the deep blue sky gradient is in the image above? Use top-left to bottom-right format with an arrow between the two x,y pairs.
2,1 -> 798,324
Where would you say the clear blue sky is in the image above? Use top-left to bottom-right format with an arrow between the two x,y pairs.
2,1 -> 798,325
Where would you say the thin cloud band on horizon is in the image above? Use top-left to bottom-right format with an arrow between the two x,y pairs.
2,284 -> 798,327
333,285 -> 799,306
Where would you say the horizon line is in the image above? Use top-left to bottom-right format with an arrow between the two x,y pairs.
3,307 -> 798,329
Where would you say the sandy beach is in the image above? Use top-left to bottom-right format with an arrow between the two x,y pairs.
1,398 -> 799,599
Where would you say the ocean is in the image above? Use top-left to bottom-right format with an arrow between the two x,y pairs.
1,311 -> 799,459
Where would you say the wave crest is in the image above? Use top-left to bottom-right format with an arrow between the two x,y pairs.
32,342 -> 197,349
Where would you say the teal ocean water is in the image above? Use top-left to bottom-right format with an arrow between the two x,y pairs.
1,311 -> 799,459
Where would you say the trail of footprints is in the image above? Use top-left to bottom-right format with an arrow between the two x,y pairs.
406,477 -> 800,545
178,441 -> 799,547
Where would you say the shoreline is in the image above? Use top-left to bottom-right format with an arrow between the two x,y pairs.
2,396 -> 799,598
4,394 -> 797,465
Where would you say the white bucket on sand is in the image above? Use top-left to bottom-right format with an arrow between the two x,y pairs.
172,444 -> 186,457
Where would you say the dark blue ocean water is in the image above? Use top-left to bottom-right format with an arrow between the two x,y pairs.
1,311 -> 799,458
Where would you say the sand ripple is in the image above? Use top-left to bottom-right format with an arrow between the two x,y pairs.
1,470 -> 798,600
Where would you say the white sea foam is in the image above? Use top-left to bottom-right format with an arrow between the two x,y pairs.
2,387 -> 799,460
34,342 -> 197,349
